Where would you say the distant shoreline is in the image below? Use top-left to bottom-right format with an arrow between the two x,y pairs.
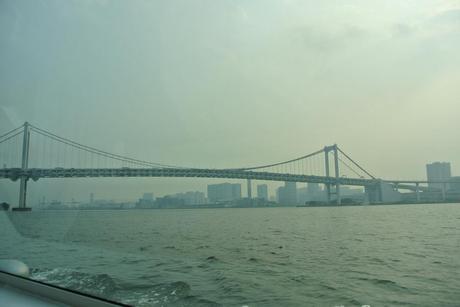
21,201 -> 460,211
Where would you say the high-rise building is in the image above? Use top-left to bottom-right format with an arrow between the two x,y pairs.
207,183 -> 241,203
174,191 -> 206,205
426,162 -> 451,190
277,182 -> 297,205
297,185 -> 308,203
232,184 -> 241,200
256,184 -> 268,200
303,183 -> 325,201
142,193 -> 154,201
307,183 -> 321,196
449,177 -> 460,191
285,182 -> 297,204
276,187 -> 283,203
136,192 -> 155,208
447,177 -> 460,201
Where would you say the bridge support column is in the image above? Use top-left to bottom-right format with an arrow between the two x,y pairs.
324,148 -> 331,203
442,183 -> 446,201
16,178 -> 30,211
333,145 -> 341,205
13,122 -> 31,212
415,183 -> 420,203
247,179 -> 252,200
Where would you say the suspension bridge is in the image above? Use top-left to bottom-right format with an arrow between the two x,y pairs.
0,122 -> 443,211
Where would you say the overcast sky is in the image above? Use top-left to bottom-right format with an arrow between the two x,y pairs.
1,0 -> 460,203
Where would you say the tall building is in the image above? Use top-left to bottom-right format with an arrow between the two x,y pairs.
307,183 -> 326,201
136,192 -> 155,208
426,162 -> 451,190
449,177 -> 460,191
277,182 -> 297,205
297,185 -> 308,204
276,187 -> 283,203
256,184 -> 268,200
142,193 -> 154,201
447,177 -> 460,201
207,183 -> 241,203
307,183 -> 321,196
297,183 -> 327,203
174,191 -> 206,205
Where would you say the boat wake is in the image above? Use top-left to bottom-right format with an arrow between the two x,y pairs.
30,268 -> 220,306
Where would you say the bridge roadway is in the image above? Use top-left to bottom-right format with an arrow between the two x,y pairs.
0,167 -> 441,193
1,167 -> 374,185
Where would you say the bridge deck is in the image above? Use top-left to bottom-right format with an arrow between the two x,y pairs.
1,167 -> 375,186
0,168 -> 443,192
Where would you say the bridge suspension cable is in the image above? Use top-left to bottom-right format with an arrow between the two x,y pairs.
237,148 -> 325,171
28,124 -> 185,169
337,156 -> 363,178
0,124 -> 25,168
337,147 -> 375,179
0,130 -> 23,144
0,124 -> 24,144
0,123 -> 376,181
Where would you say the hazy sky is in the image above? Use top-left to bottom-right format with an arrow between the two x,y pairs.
1,0 -> 460,203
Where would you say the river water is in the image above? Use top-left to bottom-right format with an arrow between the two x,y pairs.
1,204 -> 460,306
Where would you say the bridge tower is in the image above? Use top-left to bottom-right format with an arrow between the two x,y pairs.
247,179 -> 252,199
13,122 -> 32,211
324,144 -> 341,205
324,148 -> 331,203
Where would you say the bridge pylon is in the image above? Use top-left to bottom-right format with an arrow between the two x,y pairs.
13,122 -> 31,211
324,144 -> 341,205
247,179 -> 252,199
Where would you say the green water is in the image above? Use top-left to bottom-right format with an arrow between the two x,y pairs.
1,204 -> 460,306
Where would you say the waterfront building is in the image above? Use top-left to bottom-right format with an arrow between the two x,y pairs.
256,184 -> 268,200
426,162 -> 451,191
365,182 -> 401,203
297,186 -> 308,204
156,196 -> 185,208
446,177 -> 460,201
307,183 -> 321,197
136,192 -> 155,208
380,183 -> 401,203
449,176 -> 460,191
207,183 -> 241,203
174,191 -> 206,205
142,193 -> 154,201
277,182 -> 297,205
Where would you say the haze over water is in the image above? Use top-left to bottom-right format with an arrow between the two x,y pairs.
2,204 -> 460,306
